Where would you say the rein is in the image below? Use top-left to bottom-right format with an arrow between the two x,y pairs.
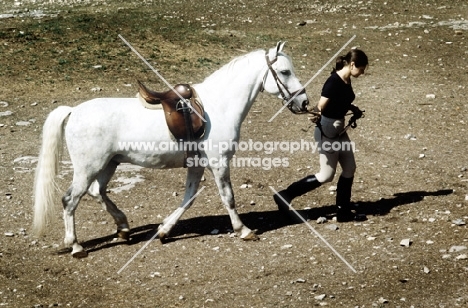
302,112 -> 364,138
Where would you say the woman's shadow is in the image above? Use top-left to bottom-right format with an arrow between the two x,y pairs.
344,189 -> 454,216
242,188 -> 454,230
64,189 -> 453,255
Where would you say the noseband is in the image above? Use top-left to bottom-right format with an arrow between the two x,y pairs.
262,51 -> 307,114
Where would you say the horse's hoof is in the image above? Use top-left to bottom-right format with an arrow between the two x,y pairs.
56,247 -> 73,255
117,230 -> 130,240
72,250 -> 88,259
157,232 -> 168,244
241,232 -> 259,241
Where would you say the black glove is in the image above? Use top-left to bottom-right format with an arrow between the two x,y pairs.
348,105 -> 365,128
349,104 -> 364,119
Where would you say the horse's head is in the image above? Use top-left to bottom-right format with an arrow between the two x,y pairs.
262,41 -> 309,114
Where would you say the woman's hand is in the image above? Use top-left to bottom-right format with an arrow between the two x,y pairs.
307,106 -> 321,123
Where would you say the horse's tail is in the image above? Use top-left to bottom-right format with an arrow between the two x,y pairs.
33,106 -> 73,236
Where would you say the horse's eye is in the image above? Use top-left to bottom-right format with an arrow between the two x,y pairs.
280,70 -> 291,76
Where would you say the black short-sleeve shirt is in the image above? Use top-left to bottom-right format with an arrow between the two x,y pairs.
320,72 -> 356,119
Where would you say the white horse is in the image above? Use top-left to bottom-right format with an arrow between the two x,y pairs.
33,42 -> 309,258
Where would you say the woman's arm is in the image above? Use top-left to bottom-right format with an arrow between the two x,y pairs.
316,96 -> 330,112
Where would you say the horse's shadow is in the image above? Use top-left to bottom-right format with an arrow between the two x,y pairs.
65,189 -> 452,255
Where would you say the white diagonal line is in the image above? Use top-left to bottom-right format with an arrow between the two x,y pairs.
117,186 -> 206,274
269,186 -> 357,273
268,35 -> 356,122
268,101 -> 291,123
118,34 -> 206,122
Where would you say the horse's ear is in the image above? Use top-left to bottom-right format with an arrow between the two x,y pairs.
268,41 -> 287,62
276,41 -> 287,53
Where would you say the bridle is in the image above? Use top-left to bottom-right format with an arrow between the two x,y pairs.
261,51 -> 308,114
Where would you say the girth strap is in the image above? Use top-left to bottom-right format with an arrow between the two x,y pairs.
178,99 -> 200,167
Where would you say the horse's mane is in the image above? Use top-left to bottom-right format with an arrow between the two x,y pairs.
201,49 -> 265,87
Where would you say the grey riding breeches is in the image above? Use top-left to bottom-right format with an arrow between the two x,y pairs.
313,116 -> 356,183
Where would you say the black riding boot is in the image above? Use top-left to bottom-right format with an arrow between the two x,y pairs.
336,176 -> 357,222
274,175 -> 322,213
336,176 -> 367,222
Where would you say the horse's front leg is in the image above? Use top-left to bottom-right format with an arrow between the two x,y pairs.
210,164 -> 258,241
158,166 -> 205,240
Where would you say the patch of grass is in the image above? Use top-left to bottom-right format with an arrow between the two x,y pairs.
0,4 -> 280,89
197,57 -> 214,66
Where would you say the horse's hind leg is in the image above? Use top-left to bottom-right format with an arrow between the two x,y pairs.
62,173 -> 94,258
210,165 -> 258,240
88,161 -> 130,240
158,167 -> 205,240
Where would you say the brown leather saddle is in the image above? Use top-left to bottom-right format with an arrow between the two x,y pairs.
137,80 -> 205,141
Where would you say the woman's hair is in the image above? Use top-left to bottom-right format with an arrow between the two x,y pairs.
332,49 -> 368,73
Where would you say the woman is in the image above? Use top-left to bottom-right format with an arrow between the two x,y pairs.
274,49 -> 369,222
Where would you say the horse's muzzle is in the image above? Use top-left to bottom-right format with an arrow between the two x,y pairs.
287,88 -> 309,114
